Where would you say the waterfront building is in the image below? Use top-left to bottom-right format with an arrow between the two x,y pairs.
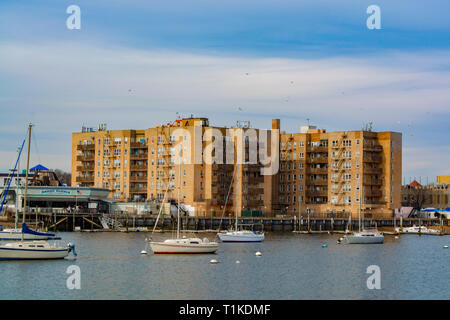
276,124 -> 402,218
72,117 -> 401,218
402,180 -> 450,210
72,118 -> 275,218
437,175 -> 450,185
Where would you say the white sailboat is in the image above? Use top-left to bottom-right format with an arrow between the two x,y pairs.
346,184 -> 384,244
0,124 -> 77,260
149,143 -> 218,254
218,164 -> 264,243
0,135 -> 58,241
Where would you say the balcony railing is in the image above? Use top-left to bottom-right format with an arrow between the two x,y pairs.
76,165 -> 95,171
130,153 -> 148,160
363,155 -> 382,163
76,154 -> 94,161
75,176 -> 94,182
364,167 -> 383,174
307,156 -> 329,163
130,142 -> 147,149
130,164 -> 148,171
306,179 -> 328,186
308,167 -> 328,174
129,188 -> 148,193
308,146 -> 329,153
363,179 -> 383,186
76,144 -> 95,151
130,176 -> 148,182
363,145 -> 383,152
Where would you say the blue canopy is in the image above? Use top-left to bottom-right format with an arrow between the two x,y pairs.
22,223 -> 55,237
30,164 -> 49,171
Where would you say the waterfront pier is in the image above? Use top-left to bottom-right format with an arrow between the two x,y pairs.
2,212 -> 448,234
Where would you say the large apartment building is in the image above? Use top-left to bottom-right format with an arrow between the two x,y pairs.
72,118 -> 276,218
72,117 -> 401,218
276,125 -> 402,218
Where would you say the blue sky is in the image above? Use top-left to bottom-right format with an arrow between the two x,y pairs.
0,0 -> 449,181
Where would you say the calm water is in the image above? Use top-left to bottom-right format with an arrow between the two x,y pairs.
0,232 -> 449,300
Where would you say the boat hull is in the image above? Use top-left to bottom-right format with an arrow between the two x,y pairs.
149,242 -> 218,254
346,235 -> 384,244
218,232 -> 265,242
0,247 -> 69,260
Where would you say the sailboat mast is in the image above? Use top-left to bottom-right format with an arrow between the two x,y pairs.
235,164 -> 238,232
177,142 -> 181,239
15,148 -> 20,229
22,124 -> 32,241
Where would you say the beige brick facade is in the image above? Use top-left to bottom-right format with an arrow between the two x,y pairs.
72,118 -> 401,218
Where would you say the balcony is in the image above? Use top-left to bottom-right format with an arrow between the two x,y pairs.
130,164 -> 148,171
307,156 -> 329,164
76,144 -> 95,151
241,175 -> 264,183
76,165 -> 94,172
308,167 -> 328,174
365,190 -> 383,197
363,179 -> 383,186
130,153 -> 148,160
246,188 -> 264,195
306,179 -> 328,186
245,199 -> 264,207
363,145 -> 383,152
308,146 -> 329,153
363,155 -> 382,163
306,189 -> 329,197
76,154 -> 94,161
129,187 -> 147,193
364,167 -> 382,174
75,176 -> 94,182
130,142 -> 147,149
130,175 -> 148,182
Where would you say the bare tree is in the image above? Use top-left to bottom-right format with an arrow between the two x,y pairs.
53,169 -> 72,186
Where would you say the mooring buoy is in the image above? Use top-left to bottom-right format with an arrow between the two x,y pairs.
255,251 -> 262,256
210,259 -> 218,264
140,250 -> 148,255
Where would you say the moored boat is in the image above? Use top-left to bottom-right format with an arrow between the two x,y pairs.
218,230 -> 264,242
0,240 -> 76,260
395,225 -> 441,234
346,229 -> 384,244
150,237 -> 218,254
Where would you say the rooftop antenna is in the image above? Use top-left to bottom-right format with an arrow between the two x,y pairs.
306,118 -> 310,126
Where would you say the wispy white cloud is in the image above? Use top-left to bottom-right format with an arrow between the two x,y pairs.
0,42 -> 449,176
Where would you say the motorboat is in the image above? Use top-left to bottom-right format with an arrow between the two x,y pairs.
395,225 -> 441,234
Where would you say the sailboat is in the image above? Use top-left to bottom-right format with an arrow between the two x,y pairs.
0,124 -> 77,260
346,184 -> 384,244
217,164 -> 264,242
149,143 -> 218,254
0,136 -> 57,241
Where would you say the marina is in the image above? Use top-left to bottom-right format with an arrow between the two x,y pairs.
0,231 -> 448,299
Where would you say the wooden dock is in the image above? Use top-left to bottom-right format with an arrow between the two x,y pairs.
6,212 -> 447,234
